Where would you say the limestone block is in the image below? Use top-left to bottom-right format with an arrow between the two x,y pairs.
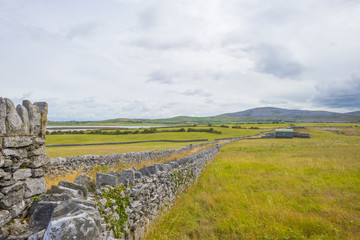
31,168 -> 45,177
9,200 -> 26,218
24,154 -> 48,168
3,136 -> 32,148
1,182 -> 24,194
0,210 -> 11,228
34,137 -> 46,145
2,148 -> 27,158
0,98 -> 6,135
28,145 -> 45,157
34,102 -> 48,138
74,174 -> 96,192
58,181 -> 88,199
16,105 -> 30,134
44,212 -> 101,240
13,168 -> 32,180
114,171 -> 129,186
0,168 -> 11,180
0,179 -> 15,187
23,100 -> 41,136
0,188 -> 24,208
29,202 -> 58,233
5,98 -> 23,133
24,177 -> 47,198
139,166 -> 151,177
40,193 -> 71,202
96,172 -> 118,187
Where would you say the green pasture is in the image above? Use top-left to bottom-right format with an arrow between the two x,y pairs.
45,126 -> 264,158
146,128 -> 360,240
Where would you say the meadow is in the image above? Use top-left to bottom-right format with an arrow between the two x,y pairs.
45,125 -> 265,158
146,127 -> 360,240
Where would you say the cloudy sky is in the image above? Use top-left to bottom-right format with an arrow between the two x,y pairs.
0,0 -> 359,120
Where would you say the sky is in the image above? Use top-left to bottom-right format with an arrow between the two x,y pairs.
0,0 -> 359,121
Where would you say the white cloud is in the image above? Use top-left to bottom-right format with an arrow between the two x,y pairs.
0,0 -> 359,120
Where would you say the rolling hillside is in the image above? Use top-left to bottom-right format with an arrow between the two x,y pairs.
49,107 -> 360,125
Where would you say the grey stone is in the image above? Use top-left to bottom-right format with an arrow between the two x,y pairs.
34,137 -> 46,145
0,210 -> 11,228
24,177 -> 47,198
0,97 -> 6,135
0,192 -> 3,199
96,172 -> 118,187
28,230 -> 45,240
31,168 -> 45,177
3,136 -> 32,148
146,164 -> 160,175
139,166 -> 151,177
1,182 -> 24,194
122,169 -> 135,182
58,181 -> 88,199
9,200 -> 26,218
40,193 -> 71,202
2,148 -> 27,158
134,170 -> 142,179
16,105 -> 30,134
29,202 -> 58,233
74,174 -> 96,192
44,212 -> 101,240
24,154 -> 48,168
28,146 -> 45,157
0,188 -> 24,208
0,154 -> 4,167
3,159 -> 13,168
13,168 -> 32,180
114,171 -> 129,186
0,168 -> 11,180
34,102 -> 48,138
23,100 -> 41,136
0,179 -> 16,187
5,98 -> 23,133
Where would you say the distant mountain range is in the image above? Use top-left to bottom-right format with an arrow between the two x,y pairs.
218,107 -> 360,122
346,110 -> 360,115
49,107 -> 360,125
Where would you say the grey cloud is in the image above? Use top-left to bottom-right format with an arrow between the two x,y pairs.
251,43 -> 303,79
314,74 -> 360,108
146,71 -> 176,84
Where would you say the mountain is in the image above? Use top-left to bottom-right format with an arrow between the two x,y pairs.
346,111 -> 360,115
49,107 -> 360,125
218,107 -> 360,122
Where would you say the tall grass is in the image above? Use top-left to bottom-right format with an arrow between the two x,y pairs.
146,128 -> 360,240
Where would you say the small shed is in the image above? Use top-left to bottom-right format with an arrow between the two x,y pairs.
275,128 -> 293,138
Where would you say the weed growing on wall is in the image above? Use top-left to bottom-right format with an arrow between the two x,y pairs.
96,185 -> 130,238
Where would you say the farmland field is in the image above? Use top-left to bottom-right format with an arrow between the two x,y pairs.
45,125 -> 264,158
146,127 -> 360,240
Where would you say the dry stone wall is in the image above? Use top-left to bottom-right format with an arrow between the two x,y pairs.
26,143 -> 226,240
47,142 -> 210,175
0,98 -> 48,231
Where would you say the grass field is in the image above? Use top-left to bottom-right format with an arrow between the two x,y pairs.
45,126 -> 263,158
146,128 -> 360,240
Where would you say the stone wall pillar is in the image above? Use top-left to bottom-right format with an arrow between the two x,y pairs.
0,98 -> 48,228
